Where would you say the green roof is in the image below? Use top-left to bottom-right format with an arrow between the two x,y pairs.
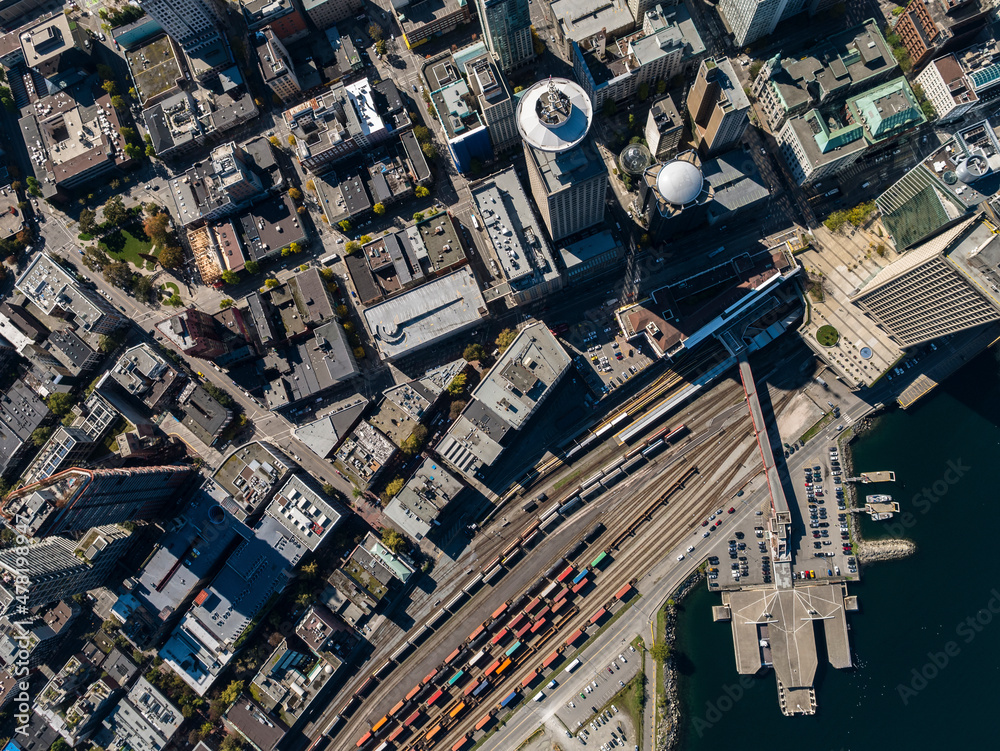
848,77 -> 926,142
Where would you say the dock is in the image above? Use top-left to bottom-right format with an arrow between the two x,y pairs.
845,471 -> 895,483
864,495 -> 900,520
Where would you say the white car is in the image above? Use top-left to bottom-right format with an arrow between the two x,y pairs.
676,554 -> 685,561
687,545 -> 695,552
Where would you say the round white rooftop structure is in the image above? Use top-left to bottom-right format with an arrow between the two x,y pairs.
516,77 -> 594,153
656,159 -> 704,206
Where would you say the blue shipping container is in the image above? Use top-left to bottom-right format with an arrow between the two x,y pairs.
473,680 -> 490,697
500,691 -> 518,708
572,570 -> 588,585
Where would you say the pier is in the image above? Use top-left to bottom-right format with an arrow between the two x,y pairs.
844,470 -> 895,483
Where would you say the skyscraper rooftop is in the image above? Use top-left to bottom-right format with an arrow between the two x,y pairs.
516,78 -> 593,153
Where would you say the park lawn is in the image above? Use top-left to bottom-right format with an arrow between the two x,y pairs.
99,224 -> 156,268
161,282 -> 179,296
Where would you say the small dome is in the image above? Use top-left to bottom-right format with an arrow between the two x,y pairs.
656,160 -> 704,206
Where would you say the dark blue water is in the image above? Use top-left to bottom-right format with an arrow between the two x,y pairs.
675,349 -> 1000,749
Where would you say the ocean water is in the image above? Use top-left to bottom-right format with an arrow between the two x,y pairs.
674,348 -> 1000,749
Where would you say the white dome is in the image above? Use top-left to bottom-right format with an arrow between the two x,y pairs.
516,78 -> 593,153
656,160 -> 704,206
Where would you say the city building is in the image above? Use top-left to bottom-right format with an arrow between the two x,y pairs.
211,442 -> 292,518
471,167 -> 563,306
20,393 -> 119,488
263,474 -> 343,552
18,12 -> 90,87
261,322 -> 359,410
572,4 -> 705,110
291,395 -> 369,458
324,26 -> 363,79
302,0 -> 362,30
424,54 -> 493,174
333,421 -> 397,489
20,92 -> 134,200
777,76 -> 927,186
2,465 -> 193,539
222,695 -> 289,751
241,0 -> 308,40
250,638 -> 336,725
893,0 -> 988,72
0,0 -> 49,24
0,379 -> 49,476
876,121 -> 1000,250
558,229 -> 625,286
156,308 -> 227,358
850,214 -> 1000,346
639,151 -> 712,241
437,323 -> 571,477
645,93 -> 683,160
342,531 -> 416,601
237,192 -> 305,263
255,28 -> 300,104
346,227 -> 430,304
36,651 -> 128,747
295,603 -> 358,666
0,525 -> 133,611
363,268 -> 487,361
548,0 -> 634,57
0,601 -> 78,671
177,383 -> 232,446
383,457 -> 463,541
687,57 -> 749,156
283,79 -> 408,172
475,0 -> 532,72
139,0 -> 223,54
394,0 -> 472,50
751,21 -> 897,132
96,677 -> 182,751
169,142 -> 266,227
718,0 -> 839,47
517,78 -> 607,243
916,40 -> 1000,122
459,45 -> 518,154
103,343 -> 183,412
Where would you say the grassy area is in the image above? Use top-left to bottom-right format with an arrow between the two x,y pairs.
798,410 -> 835,444
553,469 -> 583,491
161,282 -> 179,296
816,325 -> 840,347
99,224 -> 155,268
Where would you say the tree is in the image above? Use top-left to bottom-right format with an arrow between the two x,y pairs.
638,82 -> 650,101
338,219 -> 352,233
268,136 -> 280,148
373,202 -> 386,215
748,60 -> 763,80
133,275 -> 154,303
31,426 -> 53,446
369,23 -> 384,41
124,142 -> 143,159
449,400 -> 466,420
446,372 -> 467,396
413,125 -> 431,144
288,241 -> 302,254
656,79 -> 667,94
26,177 -> 41,197
353,346 -> 366,359
413,212 -> 425,222
265,278 -> 280,289
101,79 -> 118,95
421,141 -> 438,160
245,260 -> 261,275
496,328 -> 517,353
103,195 -> 129,226
104,261 -> 134,289
415,186 -> 430,198
376,39 -> 387,56
463,343 -> 486,362
287,134 -> 297,146
165,293 -> 183,307
219,680 -> 244,706
99,331 -> 125,353
46,392 -> 75,417
96,63 -> 114,81
359,235 -> 372,244
289,187 -> 302,201
143,212 -> 171,244
221,270 -> 239,285
321,483 -> 337,497
157,245 -> 183,269
650,642 -> 671,661
220,298 -> 234,309
400,424 -> 428,456
111,94 -> 126,110
50,740 -> 70,751
382,478 -> 405,503
306,179 -> 316,192
344,240 -> 360,255
79,208 -> 98,235
380,527 -> 407,552
219,734 -> 244,751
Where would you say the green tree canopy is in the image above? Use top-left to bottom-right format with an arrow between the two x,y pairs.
496,328 -> 517,353
380,526 -> 407,552
158,245 -> 184,269
446,372 -> 467,396
103,196 -> 129,226
463,343 -> 486,362
103,261 -> 134,289
245,260 -> 261,275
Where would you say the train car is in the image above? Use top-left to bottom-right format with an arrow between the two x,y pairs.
508,613 -> 525,631
405,684 -> 422,701
425,724 -> 443,742
372,743 -> 389,751
530,617 -> 547,634
483,659 -> 501,677
464,680 -> 480,697
556,566 -> 575,583
558,496 -> 583,515
565,629 -> 584,646
583,522 -> 605,543
490,627 -> 509,646
387,726 -> 404,743
551,598 -> 567,614
553,586 -> 570,603
475,713 -> 493,731
499,690 -> 519,709
426,688 -> 444,706
467,624 -> 486,642
571,578 -> 587,594
371,716 -> 388,733
388,700 -> 405,718
355,732 -> 371,748
447,670 -> 464,687
572,570 -> 588,585
449,701 -> 466,719
307,736 -> 331,751
355,677 -> 375,697
565,540 -> 587,562
403,710 -> 421,727
524,597 -> 541,615
542,649 -> 561,668
591,550 -> 608,569
535,606 -> 550,621
473,679 -> 491,697
491,602 -> 508,620
504,641 -> 522,658
468,649 -> 486,668
521,669 -> 538,688
544,559 -> 567,580
495,657 -> 513,675
590,607 -> 607,624
452,735 -> 471,751
444,647 -> 462,665
515,622 -> 532,639
615,583 -> 633,600
539,581 -> 559,600
423,669 -> 438,685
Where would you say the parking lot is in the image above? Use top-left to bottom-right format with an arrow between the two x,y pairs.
554,644 -> 640,740
697,502 -> 773,590
561,308 -> 656,400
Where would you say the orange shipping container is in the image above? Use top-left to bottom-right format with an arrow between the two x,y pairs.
388,700 -> 405,717
483,660 -> 501,677
542,650 -> 560,668
371,716 -> 388,733
449,701 -> 465,718
475,714 -> 493,731
425,725 -> 442,742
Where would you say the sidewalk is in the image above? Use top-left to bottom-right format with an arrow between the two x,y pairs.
643,649 -> 656,751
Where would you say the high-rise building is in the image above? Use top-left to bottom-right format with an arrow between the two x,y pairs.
517,78 -> 607,242
850,215 -> 1000,346
687,58 -> 750,156
0,525 -> 133,611
139,0 -> 222,53
255,28 -> 301,104
476,0 -> 533,72
1,466 -> 193,539
718,0 -> 838,47
893,0 -> 989,73
645,94 -> 684,160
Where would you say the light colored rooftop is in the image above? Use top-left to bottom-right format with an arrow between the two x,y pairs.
516,78 -> 593,153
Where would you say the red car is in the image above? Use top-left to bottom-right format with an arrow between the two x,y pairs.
728,507 -> 735,514
702,520 -> 709,526
714,520 -> 722,527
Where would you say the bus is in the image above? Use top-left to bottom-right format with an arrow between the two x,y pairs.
319,253 -> 340,266
563,658 -> 582,674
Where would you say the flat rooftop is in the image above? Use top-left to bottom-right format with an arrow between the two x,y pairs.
552,0 -> 634,42
265,475 -> 342,551
127,35 -> 182,105
363,268 -> 486,360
